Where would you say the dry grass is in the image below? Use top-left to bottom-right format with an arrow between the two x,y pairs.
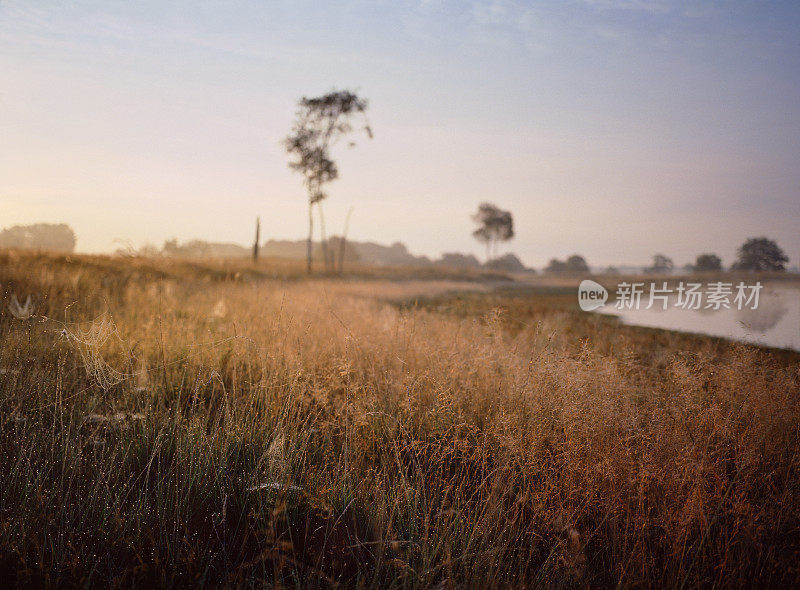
1,251 -> 798,588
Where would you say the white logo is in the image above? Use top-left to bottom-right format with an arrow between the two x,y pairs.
578,280 -> 608,311
578,280 -> 762,312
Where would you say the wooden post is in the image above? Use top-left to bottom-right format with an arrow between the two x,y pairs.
252,216 -> 260,262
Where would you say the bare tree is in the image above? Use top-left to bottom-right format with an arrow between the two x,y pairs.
471,203 -> 514,262
284,90 -> 371,274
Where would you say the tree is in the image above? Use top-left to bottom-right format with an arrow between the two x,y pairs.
284,90 -> 371,274
437,253 -> 481,269
644,254 -> 673,274
693,253 -> 722,272
484,253 -> 528,272
731,237 -> 788,272
544,254 -> 589,275
565,254 -> 589,274
544,259 -> 567,274
0,223 -> 76,252
471,203 -> 514,262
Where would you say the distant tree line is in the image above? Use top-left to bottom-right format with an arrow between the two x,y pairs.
642,238 -> 789,274
3,220 -> 788,279
119,237 -> 534,273
539,237 -> 789,276
0,223 -> 76,252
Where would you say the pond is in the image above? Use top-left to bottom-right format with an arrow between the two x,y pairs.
595,285 -> 800,352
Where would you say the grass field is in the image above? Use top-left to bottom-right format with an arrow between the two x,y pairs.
1,250 -> 799,588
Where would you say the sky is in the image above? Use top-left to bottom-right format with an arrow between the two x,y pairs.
2,0 -> 799,268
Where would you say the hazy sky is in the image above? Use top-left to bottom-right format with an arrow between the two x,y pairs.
2,0 -> 799,267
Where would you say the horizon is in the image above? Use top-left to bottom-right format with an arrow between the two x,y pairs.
2,1 -> 799,267
5,223 -> 799,272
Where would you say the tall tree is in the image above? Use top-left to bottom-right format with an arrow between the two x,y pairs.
731,237 -> 788,271
284,90 -> 371,274
471,203 -> 514,262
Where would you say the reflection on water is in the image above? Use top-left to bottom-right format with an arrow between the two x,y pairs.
739,295 -> 788,333
596,286 -> 800,351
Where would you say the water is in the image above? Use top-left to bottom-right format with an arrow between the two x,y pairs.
596,285 -> 800,351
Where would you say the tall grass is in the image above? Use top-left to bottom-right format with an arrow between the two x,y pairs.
1,251 -> 798,587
